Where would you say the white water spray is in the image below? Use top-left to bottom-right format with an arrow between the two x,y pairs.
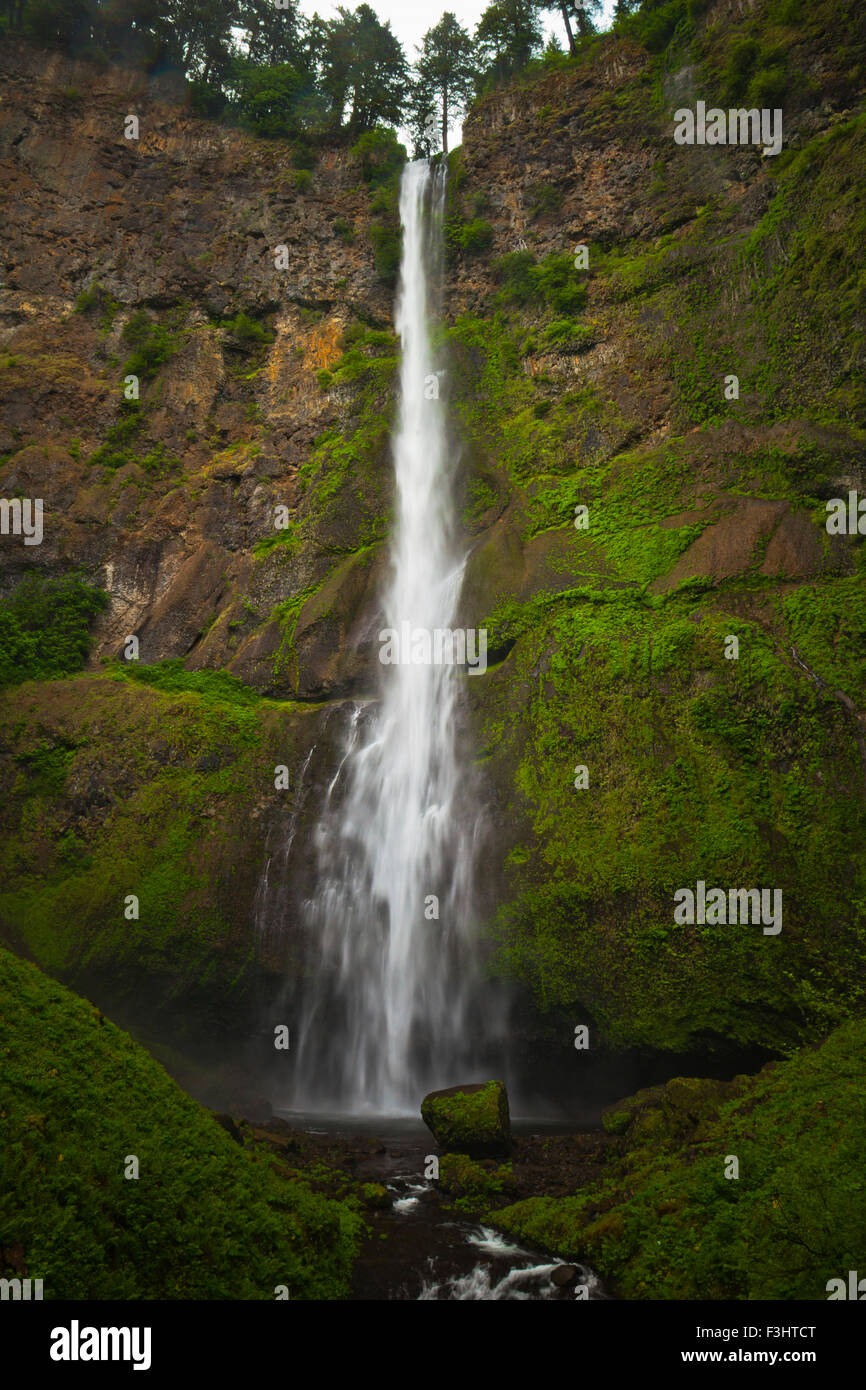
291,160 -> 484,1112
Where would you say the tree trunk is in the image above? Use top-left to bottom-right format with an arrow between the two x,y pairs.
442,84 -> 449,156
560,3 -> 577,55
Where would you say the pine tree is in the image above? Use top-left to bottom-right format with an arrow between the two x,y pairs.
412,11 -> 475,155
538,1 -> 604,57
475,0 -> 543,87
320,4 -> 408,135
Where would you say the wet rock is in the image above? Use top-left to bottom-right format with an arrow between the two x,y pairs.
551,1264 -> 579,1287
421,1080 -> 511,1159
212,1112 -> 242,1143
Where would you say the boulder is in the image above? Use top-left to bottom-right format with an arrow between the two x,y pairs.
420,1080 -> 511,1158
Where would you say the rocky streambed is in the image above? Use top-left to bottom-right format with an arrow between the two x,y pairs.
239,1111 -> 613,1301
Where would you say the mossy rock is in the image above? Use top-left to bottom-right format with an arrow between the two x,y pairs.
420,1081 -> 511,1158
601,1109 -> 631,1136
361,1182 -> 390,1210
438,1152 -> 516,1206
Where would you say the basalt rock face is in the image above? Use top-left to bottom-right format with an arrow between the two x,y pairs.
2,0 -> 866,1084
0,35 -> 389,702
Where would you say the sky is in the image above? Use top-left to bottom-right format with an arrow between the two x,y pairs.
299,1 -> 618,61
298,1 -> 618,147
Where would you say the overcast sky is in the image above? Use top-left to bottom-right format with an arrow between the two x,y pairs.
298,1 -> 618,146
300,2 -> 617,61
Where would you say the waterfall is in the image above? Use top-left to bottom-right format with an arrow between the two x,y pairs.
290,160 -> 484,1113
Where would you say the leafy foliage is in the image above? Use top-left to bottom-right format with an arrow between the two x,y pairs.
0,574 -> 108,688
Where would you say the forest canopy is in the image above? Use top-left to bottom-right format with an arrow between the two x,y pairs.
0,1 -> 710,150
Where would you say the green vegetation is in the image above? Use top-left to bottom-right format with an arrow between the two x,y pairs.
447,216 -> 494,257
120,309 -> 183,381
493,251 -> 587,315
113,658 -> 267,708
73,281 -> 120,331
222,311 -> 274,346
488,1019 -> 866,1299
0,947 -> 363,1298
0,575 -> 108,689
438,1153 -> 516,1214
480,582 -> 866,1051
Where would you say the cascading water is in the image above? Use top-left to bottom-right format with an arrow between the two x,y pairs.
290,160 -> 487,1113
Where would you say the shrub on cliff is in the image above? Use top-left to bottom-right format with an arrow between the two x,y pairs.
0,574 -> 108,688
493,250 -> 587,313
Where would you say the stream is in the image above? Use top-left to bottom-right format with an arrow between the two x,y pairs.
278,1113 -> 608,1301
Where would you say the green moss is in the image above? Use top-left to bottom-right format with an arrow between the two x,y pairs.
481,587 -> 866,1050
113,658 -> 267,709
438,1153 -> 516,1213
0,947 -> 363,1298
421,1081 -> 510,1157
492,1018 -> 866,1299
0,674 -> 303,984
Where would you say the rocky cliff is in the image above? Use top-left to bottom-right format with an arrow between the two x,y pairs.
2,0 -> 865,1096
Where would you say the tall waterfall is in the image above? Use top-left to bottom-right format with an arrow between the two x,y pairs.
291,160 -> 483,1113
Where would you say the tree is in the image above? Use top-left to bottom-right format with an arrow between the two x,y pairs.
237,0 -> 304,69
412,11 -> 475,156
538,1 -> 603,56
572,0 -> 603,36
320,4 -> 408,135
167,0 -> 238,83
232,58 -> 305,137
20,0 -> 93,49
475,0 -> 543,87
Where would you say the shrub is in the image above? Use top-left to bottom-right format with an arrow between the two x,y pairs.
351,126 -> 406,187
369,221 -> 401,284
543,318 -> 595,352
494,251 -> 586,313
73,282 -> 120,330
453,217 -> 494,255
0,574 -> 109,688
120,311 -> 180,380
222,311 -> 273,345
748,64 -> 789,107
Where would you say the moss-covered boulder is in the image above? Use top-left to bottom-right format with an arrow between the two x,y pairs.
421,1081 -> 511,1158
438,1153 -> 516,1210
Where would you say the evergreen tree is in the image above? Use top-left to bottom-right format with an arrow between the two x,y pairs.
232,57 -> 305,136
320,4 -> 408,135
237,0 -> 304,69
412,11 -> 474,155
20,0 -> 92,49
538,1 -> 603,56
475,0 -> 543,87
